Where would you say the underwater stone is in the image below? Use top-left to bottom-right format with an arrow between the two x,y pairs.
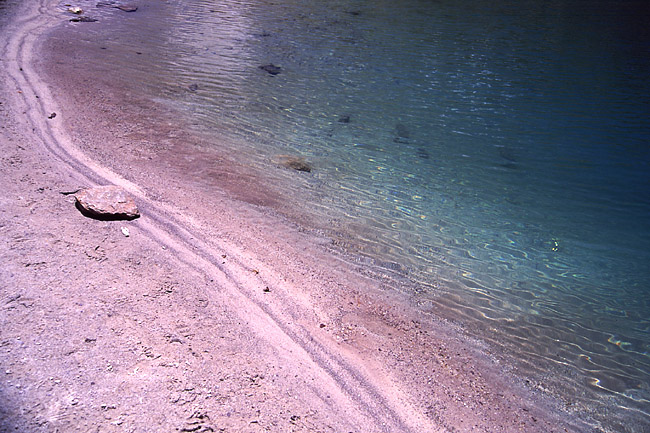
416,147 -> 430,159
277,155 -> 312,173
115,5 -> 137,12
395,123 -> 410,139
70,16 -> 98,22
259,64 -> 282,75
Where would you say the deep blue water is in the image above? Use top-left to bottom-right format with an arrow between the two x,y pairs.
51,0 -> 650,430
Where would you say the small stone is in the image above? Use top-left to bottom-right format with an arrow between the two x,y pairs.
277,155 -> 312,172
115,5 -> 137,12
395,123 -> 410,139
286,160 -> 311,172
68,6 -> 83,14
259,64 -> 281,75
70,16 -> 98,22
74,185 -> 139,220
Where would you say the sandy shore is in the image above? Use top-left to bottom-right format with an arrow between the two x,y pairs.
1,1 -> 593,432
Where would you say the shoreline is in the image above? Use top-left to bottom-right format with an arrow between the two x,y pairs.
1,1 -> 594,432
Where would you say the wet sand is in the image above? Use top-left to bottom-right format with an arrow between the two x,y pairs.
1,0 -> 593,431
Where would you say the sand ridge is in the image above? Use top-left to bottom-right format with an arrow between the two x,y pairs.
1,0 -> 594,431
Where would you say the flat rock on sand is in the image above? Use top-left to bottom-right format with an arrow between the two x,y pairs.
74,185 -> 139,219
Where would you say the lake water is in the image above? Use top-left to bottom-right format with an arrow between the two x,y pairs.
49,0 -> 650,430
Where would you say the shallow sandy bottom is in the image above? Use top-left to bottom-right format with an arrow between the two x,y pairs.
0,1 -> 594,432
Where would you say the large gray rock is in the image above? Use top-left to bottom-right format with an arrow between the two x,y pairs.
74,185 -> 139,220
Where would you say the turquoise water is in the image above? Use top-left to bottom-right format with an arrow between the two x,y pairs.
51,0 -> 650,430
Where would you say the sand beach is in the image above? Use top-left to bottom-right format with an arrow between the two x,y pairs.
0,1 -> 597,431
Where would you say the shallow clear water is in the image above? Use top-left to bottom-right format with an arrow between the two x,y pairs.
53,0 -> 650,429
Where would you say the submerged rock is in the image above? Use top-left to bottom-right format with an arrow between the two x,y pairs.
115,5 -> 137,12
277,155 -> 312,173
70,16 -> 98,22
95,2 -> 137,12
259,64 -> 282,75
338,115 -> 351,123
74,185 -> 139,220
395,123 -> 410,139
498,147 -> 517,163
416,147 -> 430,159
